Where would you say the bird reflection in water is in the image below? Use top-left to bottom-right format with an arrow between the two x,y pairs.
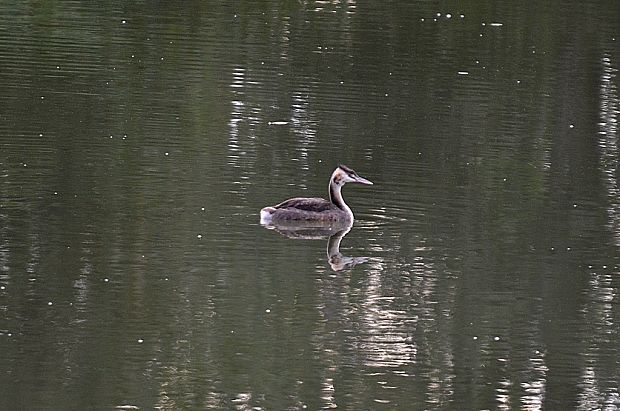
260,221 -> 369,272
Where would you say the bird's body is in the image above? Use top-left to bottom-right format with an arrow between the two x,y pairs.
260,164 -> 373,224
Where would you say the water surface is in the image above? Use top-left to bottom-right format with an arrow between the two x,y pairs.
1,1 -> 619,409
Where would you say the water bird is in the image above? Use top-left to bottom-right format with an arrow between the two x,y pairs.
260,164 -> 373,224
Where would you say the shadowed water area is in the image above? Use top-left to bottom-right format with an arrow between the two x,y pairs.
1,1 -> 619,409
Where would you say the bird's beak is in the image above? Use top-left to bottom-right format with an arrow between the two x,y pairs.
355,175 -> 373,185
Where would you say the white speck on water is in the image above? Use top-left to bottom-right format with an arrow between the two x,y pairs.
104,278 -> 109,282
1,286 -> 5,290
121,20 -> 126,24
197,234 -> 202,239
109,135 -> 113,139
41,96 -> 45,99
54,191 -> 58,195
460,14 -> 465,18
603,265 -> 608,269
265,309 -> 271,313
457,71 -> 469,75
490,22 -> 503,27
201,207 -> 205,211
48,301 -> 53,306
494,336 -> 500,341
573,204 -> 578,208
446,13 -> 452,19
137,338 -> 144,343
39,133 -> 43,137
473,336 -> 478,340
569,124 -> 574,128
567,247 -> 571,251
56,66 -> 60,69
436,12 -> 441,17
503,178 -> 507,182
420,18 -> 425,21
23,163 -> 27,167
164,152 -> 169,156
482,22 -> 486,26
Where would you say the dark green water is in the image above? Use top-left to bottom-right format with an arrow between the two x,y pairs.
1,1 -> 619,409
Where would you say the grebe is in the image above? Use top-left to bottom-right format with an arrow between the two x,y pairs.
260,164 -> 373,224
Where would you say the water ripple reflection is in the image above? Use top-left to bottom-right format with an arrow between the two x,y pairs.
598,53 -> 620,246
359,294 -> 416,369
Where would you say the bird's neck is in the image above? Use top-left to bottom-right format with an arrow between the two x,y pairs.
329,181 -> 352,216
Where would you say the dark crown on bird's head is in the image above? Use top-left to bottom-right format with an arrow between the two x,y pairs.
337,164 -> 357,176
